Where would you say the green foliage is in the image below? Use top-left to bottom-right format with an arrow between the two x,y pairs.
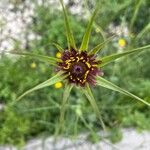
0,56 -> 62,145
0,0 -> 150,146
109,128 -> 123,143
0,108 -> 29,146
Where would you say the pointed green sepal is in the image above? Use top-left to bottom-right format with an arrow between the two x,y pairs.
82,85 -> 106,131
60,0 -> 76,50
80,7 -> 99,51
89,35 -> 115,54
99,45 -> 150,67
96,76 -> 150,107
13,71 -> 65,104
2,51 -> 60,65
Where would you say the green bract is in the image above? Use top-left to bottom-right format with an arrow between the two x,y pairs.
2,0 -> 150,133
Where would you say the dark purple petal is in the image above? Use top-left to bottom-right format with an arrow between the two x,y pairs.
56,49 -> 103,86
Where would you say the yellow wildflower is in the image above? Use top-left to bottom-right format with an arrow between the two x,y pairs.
30,62 -> 36,69
118,39 -> 126,48
56,52 -> 62,58
54,82 -> 63,89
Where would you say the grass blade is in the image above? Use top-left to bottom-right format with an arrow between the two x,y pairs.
60,0 -> 76,50
2,51 -> 60,65
99,45 -> 150,67
96,76 -> 150,107
80,7 -> 99,51
136,23 -> 150,39
130,0 -> 143,31
89,35 -> 115,54
22,106 -> 59,113
82,85 -> 106,131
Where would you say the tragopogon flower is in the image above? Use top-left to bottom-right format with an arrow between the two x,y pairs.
57,49 -> 103,86
4,0 -> 150,132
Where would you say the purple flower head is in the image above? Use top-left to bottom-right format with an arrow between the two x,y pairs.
57,49 -> 103,86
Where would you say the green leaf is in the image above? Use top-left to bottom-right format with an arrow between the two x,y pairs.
130,0 -> 143,30
22,106 -> 59,113
56,83 -> 73,134
60,0 -> 76,50
96,76 -> 150,107
80,7 -> 99,51
11,71 -> 65,105
99,45 -> 150,67
3,51 -> 60,65
82,85 -> 106,131
53,43 -> 64,52
136,23 -> 150,39
89,35 -> 115,54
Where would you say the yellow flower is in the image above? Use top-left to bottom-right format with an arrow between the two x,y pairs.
56,52 -> 62,58
118,39 -> 126,48
54,82 -> 63,89
30,62 -> 37,69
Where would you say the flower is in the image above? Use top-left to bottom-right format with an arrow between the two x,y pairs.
57,49 -> 103,86
118,38 -> 126,48
54,82 -> 63,88
56,52 -> 62,58
30,62 -> 37,69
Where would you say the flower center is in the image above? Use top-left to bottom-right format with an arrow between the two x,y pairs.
74,65 -> 82,74
72,62 -> 87,76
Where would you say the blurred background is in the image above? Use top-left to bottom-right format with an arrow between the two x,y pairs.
0,0 -> 150,148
